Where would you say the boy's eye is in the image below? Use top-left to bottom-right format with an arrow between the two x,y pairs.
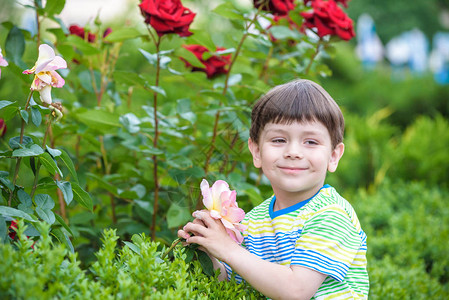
271,138 -> 286,143
305,139 -> 318,145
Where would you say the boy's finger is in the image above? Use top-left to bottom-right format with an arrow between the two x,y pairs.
183,222 -> 208,237
193,210 -> 216,228
177,229 -> 190,240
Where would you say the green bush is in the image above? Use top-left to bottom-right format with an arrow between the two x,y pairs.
351,181 -> 449,298
0,221 -> 263,299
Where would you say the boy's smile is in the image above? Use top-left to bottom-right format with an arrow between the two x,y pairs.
248,121 -> 344,209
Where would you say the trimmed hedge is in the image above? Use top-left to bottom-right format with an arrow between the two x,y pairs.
2,181 -> 448,299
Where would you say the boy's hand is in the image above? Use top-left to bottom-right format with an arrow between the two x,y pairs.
180,210 -> 240,262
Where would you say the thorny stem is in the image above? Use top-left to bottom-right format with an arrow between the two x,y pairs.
304,38 -> 322,75
197,7 -> 263,210
31,116 -> 52,199
202,7 -> 263,174
49,125 -> 67,222
150,34 -> 162,240
8,90 -> 33,206
161,237 -> 182,259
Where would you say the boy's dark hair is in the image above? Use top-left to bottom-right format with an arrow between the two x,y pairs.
250,79 -> 344,148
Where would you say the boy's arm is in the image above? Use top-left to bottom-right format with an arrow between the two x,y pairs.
180,211 -> 326,300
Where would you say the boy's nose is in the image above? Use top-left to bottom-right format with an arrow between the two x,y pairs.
284,144 -> 304,159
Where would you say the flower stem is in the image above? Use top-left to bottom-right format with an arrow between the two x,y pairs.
150,35 -> 162,240
161,237 -> 182,260
202,8 -> 262,173
304,38 -> 322,75
198,8 -> 263,210
8,90 -> 33,206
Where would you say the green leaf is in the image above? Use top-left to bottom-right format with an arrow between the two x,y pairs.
35,194 -> 55,210
71,182 -> 93,211
123,241 -> 141,256
39,152 -> 63,177
36,207 -> 55,224
20,109 -> 29,123
269,25 -> 303,40
76,109 -> 121,133
148,85 -> 166,97
113,70 -> 146,88
197,249 -> 214,276
176,46 -> 204,69
55,181 -> 73,205
0,177 -> 14,191
35,194 -> 55,224
17,189 -> 32,207
59,149 -> 79,183
12,144 -> 44,157
45,0 -> 65,15
9,136 -> 33,150
55,214 -> 73,236
166,203 -> 191,228
0,216 -> 6,243
187,30 -> 217,53
51,227 -> 74,252
0,206 -> 36,222
213,2 -> 245,20
104,27 -> 143,42
0,100 -> 17,110
119,113 -> 141,133
64,35 -> 100,55
45,145 -> 62,157
86,173 -> 118,196
5,26 -> 25,66
30,106 -> 42,127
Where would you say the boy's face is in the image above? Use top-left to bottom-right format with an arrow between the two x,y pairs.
248,121 -> 344,203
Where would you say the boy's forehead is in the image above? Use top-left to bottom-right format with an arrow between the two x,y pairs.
263,120 -> 327,132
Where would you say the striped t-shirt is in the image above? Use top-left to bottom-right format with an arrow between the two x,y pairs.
225,185 -> 369,299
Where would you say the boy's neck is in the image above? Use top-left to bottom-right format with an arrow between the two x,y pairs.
272,186 -> 323,211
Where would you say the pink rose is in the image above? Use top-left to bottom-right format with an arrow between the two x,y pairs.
199,179 -> 247,244
301,0 -> 355,41
181,45 -> 231,78
139,0 -> 196,37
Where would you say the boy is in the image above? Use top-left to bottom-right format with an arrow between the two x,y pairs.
179,79 -> 369,299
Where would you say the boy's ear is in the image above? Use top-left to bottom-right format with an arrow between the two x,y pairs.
248,138 -> 262,168
328,142 -> 344,173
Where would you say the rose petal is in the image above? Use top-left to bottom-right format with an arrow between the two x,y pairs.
39,85 -> 52,104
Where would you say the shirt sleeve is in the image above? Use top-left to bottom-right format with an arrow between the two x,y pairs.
290,205 -> 362,282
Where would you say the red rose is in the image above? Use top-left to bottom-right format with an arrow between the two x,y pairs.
0,119 -> 6,137
8,220 -> 18,240
253,0 -> 295,16
103,27 -> 113,38
69,25 -> 96,43
139,0 -> 196,37
304,0 -> 350,8
181,45 -> 231,78
301,0 -> 355,41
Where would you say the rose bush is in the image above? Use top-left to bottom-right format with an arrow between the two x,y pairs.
301,0 -> 355,41
181,45 -> 232,78
139,0 -> 196,37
